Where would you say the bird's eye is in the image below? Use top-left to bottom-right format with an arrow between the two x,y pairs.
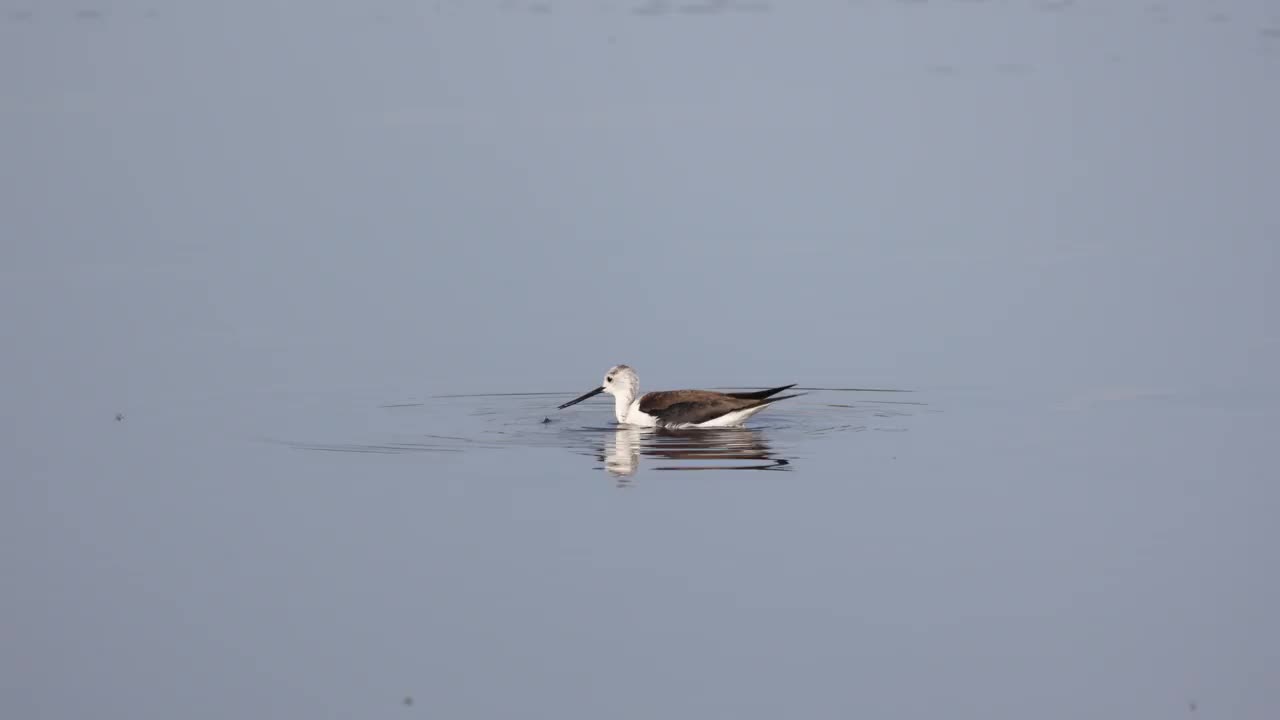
606,376 -> 613,382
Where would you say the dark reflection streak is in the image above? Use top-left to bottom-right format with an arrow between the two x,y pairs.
284,442 -> 461,454
303,447 -> 398,454
597,426 -> 792,477
653,462 -> 790,472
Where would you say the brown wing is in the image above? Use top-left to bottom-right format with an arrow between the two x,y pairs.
641,396 -> 756,426
638,390 -> 741,414
640,389 -> 803,426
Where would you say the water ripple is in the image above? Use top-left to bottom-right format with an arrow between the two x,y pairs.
278,387 -> 928,477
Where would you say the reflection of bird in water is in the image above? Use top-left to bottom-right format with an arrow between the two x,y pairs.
604,426 -> 642,478
599,425 -> 790,479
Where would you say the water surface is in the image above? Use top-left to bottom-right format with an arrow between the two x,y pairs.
3,2 -> 1278,719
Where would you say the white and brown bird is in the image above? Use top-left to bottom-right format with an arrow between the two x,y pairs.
557,365 -> 801,428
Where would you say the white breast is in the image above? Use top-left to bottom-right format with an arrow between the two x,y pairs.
620,399 -> 660,427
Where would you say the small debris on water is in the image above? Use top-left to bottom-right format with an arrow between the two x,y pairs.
541,417 -> 552,424
115,413 -> 125,422
403,696 -> 413,707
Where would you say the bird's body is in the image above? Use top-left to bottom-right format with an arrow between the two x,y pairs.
558,365 -> 800,429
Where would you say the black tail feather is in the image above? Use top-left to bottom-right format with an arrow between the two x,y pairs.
755,392 -> 804,406
727,383 -> 797,400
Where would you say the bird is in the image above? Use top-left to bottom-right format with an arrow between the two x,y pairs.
557,365 -> 801,428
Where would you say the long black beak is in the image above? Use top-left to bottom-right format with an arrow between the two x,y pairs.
558,386 -> 605,409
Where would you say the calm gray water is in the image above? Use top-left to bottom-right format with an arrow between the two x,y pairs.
4,2 -> 1279,719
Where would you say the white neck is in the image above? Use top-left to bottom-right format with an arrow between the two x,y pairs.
613,392 -> 635,423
